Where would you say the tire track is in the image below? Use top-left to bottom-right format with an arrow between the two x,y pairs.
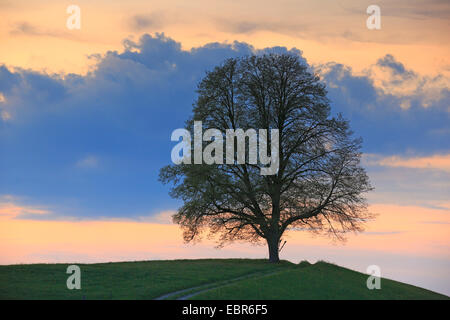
154,269 -> 286,300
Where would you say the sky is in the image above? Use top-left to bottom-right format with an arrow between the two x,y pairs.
0,0 -> 449,295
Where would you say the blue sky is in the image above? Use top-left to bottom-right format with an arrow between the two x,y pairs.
0,33 -> 449,220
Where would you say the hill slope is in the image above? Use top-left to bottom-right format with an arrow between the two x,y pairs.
0,259 -> 447,300
190,261 -> 448,300
0,259 -> 289,299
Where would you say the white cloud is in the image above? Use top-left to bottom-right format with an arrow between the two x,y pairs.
367,55 -> 450,110
1,110 -> 11,121
76,155 -> 99,168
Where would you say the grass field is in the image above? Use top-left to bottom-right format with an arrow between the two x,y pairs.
0,259 -> 447,300
0,259 -> 289,299
191,261 -> 448,300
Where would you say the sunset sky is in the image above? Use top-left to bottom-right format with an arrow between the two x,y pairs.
0,0 -> 449,295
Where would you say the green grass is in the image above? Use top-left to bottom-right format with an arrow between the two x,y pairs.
0,259 -> 447,300
0,259 -> 289,299
191,261 -> 449,300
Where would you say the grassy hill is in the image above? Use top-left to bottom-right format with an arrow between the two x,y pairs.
0,259 -> 447,300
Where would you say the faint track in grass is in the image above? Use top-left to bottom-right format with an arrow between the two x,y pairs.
154,268 -> 291,300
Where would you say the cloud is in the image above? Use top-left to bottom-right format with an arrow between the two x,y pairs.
363,155 -> 450,209
380,0 -> 450,20
10,22 -> 41,36
0,200 -> 50,218
138,210 -> 176,224
0,33 -> 448,221
363,153 -> 449,209
213,0 -> 450,45
0,33 -> 305,220
317,56 -> 450,155
76,155 -> 99,169
364,153 -> 450,172
0,196 -> 178,223
1,201 -> 449,295
376,54 -> 412,77
9,22 -> 79,41
1,110 -> 11,121
215,18 -> 308,37
337,0 -> 450,20
368,55 -> 450,108
381,154 -> 450,172
319,54 -> 450,111
0,0 -> 13,8
128,12 -> 166,31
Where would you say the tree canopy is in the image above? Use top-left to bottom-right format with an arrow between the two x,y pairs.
160,53 -> 373,262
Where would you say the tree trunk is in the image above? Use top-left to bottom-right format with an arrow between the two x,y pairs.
267,236 -> 280,263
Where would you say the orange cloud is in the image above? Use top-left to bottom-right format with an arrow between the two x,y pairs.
1,0 -> 449,76
364,154 -> 450,172
0,200 -> 449,265
379,154 -> 450,172
0,201 -> 50,217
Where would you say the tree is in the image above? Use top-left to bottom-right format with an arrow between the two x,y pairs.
159,53 -> 373,263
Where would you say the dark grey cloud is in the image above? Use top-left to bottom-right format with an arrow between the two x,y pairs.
128,12 -> 166,31
9,22 -> 79,40
376,54 -> 415,78
216,18 -> 308,37
339,0 -> 450,20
